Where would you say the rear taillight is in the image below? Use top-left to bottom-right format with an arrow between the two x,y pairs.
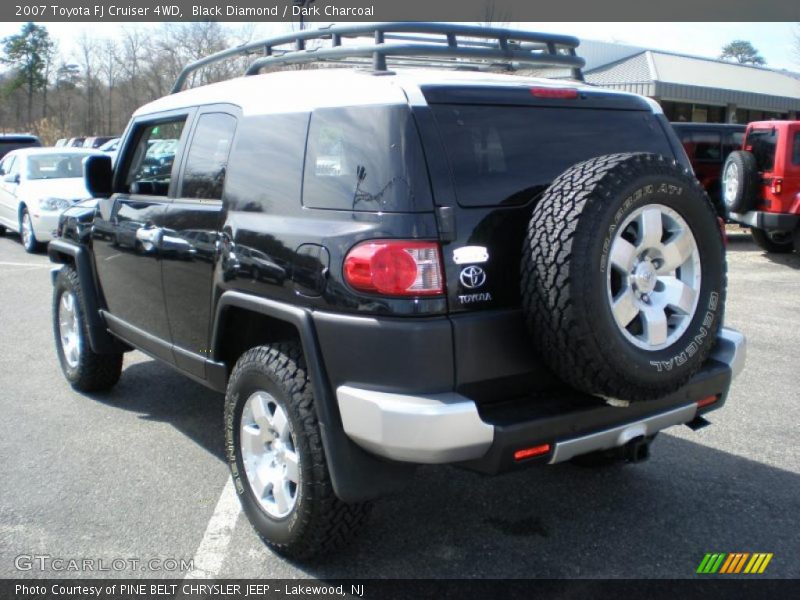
771,178 -> 783,194
344,240 -> 444,297
530,87 -> 578,99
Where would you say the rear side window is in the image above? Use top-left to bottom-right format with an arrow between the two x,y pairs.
223,113 -> 308,212
303,106 -> 432,212
793,132 -> 800,166
723,131 -> 744,156
680,131 -> 722,162
181,113 -> 237,200
746,128 -> 777,172
431,106 -> 673,207
123,118 -> 186,196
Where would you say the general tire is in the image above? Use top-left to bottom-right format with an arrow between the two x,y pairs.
521,153 -> 726,401
721,150 -> 759,214
52,265 -> 123,392
751,228 -> 794,254
224,343 -> 370,560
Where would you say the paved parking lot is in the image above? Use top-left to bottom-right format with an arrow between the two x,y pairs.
0,230 -> 798,579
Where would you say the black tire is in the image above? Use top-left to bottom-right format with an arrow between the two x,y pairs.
721,151 -> 759,214
53,266 -> 123,392
521,153 -> 726,401
20,207 -> 44,253
225,343 -> 370,560
0,224 -> 6,236
751,228 -> 794,254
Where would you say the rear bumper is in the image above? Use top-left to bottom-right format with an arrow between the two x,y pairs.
336,327 -> 745,470
729,210 -> 799,231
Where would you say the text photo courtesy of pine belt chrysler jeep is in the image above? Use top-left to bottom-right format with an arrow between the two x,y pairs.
49,23 -> 746,559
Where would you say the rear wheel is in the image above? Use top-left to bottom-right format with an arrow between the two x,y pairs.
751,228 -> 794,253
225,343 -> 370,559
521,153 -> 726,401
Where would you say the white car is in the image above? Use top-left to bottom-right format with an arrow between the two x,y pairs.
0,148 -> 101,252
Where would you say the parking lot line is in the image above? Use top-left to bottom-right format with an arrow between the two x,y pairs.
0,261 -> 49,267
183,477 -> 242,579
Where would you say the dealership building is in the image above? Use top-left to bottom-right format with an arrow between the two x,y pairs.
577,40 -> 800,123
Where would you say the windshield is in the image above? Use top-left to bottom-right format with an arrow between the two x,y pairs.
26,153 -> 92,180
431,105 -> 673,207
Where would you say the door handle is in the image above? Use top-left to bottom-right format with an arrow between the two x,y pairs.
135,226 -> 162,253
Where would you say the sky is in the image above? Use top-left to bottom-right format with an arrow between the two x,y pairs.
0,21 -> 797,72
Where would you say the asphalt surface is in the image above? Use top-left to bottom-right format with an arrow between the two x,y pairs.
0,229 -> 798,580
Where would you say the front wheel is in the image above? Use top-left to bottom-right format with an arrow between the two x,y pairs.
53,266 -> 123,391
20,207 -> 43,253
751,228 -> 794,254
225,343 -> 370,560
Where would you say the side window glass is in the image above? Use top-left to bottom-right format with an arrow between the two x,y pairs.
691,132 -> 722,161
0,157 -> 9,176
793,132 -> 800,166
7,157 -> 19,177
124,119 -> 186,196
180,113 -> 237,200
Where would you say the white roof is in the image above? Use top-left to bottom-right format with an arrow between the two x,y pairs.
135,67 -> 646,117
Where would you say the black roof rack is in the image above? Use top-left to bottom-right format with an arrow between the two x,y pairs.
171,22 -> 585,94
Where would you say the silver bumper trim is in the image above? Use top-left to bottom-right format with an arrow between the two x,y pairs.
336,386 -> 493,463
711,327 -> 746,380
548,403 -> 698,464
729,211 -> 758,227
337,328 -> 744,465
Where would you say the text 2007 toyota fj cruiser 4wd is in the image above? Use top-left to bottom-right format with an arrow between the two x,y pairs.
722,120 -> 800,253
49,24 -> 745,559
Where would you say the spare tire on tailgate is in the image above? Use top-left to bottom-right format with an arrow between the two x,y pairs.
521,153 -> 726,402
721,150 -> 759,214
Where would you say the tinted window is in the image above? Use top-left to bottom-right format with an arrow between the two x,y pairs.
432,106 -> 672,207
0,155 -> 14,176
224,113 -> 308,213
0,139 -> 40,160
681,131 -> 722,161
746,128 -> 777,172
27,153 -> 91,179
123,119 -> 186,196
723,131 -> 744,156
793,132 -> 800,166
181,113 -> 237,200
303,106 -> 432,212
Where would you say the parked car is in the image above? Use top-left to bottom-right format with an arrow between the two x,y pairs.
671,122 -> 746,216
723,120 -> 800,252
54,138 -> 68,148
48,23 -> 744,560
66,137 -> 86,148
83,136 -> 117,149
97,137 -> 120,164
0,134 -> 41,160
0,148 -> 100,252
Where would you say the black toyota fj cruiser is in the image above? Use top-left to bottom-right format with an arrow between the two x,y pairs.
49,23 -> 745,559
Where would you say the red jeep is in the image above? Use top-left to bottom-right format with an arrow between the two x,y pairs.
722,120 -> 800,252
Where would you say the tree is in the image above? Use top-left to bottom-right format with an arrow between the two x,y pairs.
1,22 -> 54,127
719,40 -> 766,66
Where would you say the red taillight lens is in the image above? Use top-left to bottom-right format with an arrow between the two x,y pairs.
344,240 -> 444,296
697,395 -> 719,409
530,87 -> 578,99
514,444 -> 551,461
771,178 -> 783,194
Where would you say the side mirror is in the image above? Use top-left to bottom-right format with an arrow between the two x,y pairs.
84,154 -> 113,198
3,173 -> 19,184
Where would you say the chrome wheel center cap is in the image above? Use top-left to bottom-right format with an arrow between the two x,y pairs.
632,261 -> 657,294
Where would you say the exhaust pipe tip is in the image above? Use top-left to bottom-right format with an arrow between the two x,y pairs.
623,436 -> 651,463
